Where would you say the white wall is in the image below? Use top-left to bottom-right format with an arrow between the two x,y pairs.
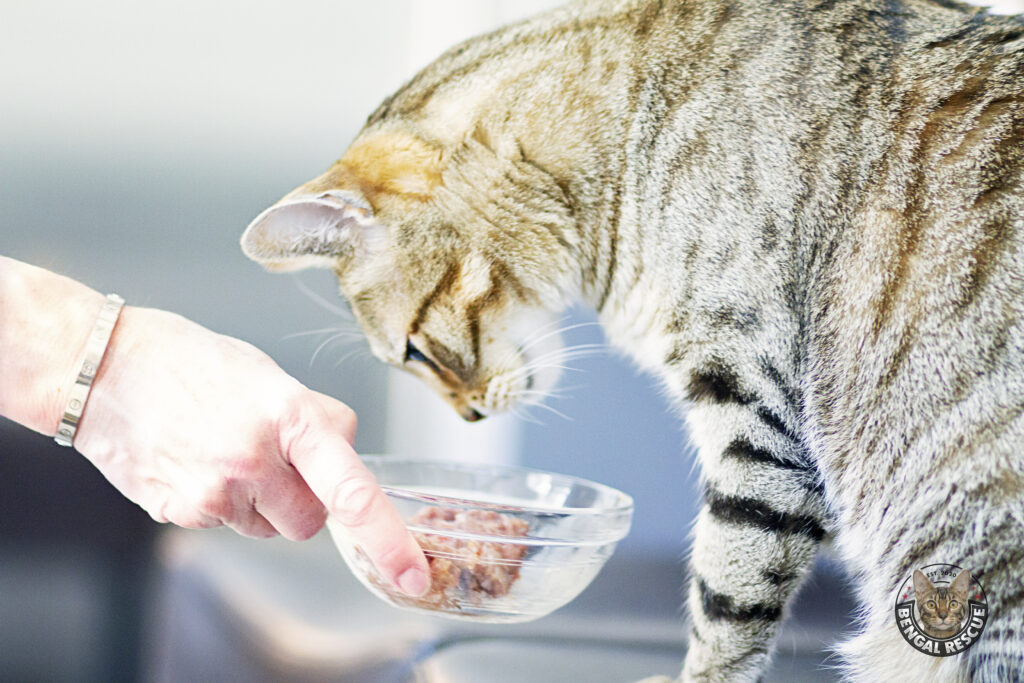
0,0 -> 404,163
988,0 -> 1024,13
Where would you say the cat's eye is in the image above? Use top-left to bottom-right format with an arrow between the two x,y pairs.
950,600 -> 959,607
927,600 -> 936,608
405,340 -> 436,369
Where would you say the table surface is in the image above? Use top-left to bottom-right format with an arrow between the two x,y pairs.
147,527 -> 856,682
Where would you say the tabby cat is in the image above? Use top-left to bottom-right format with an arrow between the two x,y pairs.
240,0 -> 1024,680
914,569 -> 973,639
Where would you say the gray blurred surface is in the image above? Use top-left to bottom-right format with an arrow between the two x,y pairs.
146,527 -> 853,682
0,547 -> 111,681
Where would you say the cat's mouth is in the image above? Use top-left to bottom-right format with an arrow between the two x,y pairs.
924,617 -> 963,634
461,406 -> 486,422
431,384 -> 489,422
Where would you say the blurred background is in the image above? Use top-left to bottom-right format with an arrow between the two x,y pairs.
2,0 -> 1020,681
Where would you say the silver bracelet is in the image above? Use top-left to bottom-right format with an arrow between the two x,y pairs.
55,293 -> 125,448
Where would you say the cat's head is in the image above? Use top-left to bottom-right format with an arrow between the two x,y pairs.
913,569 -> 971,637
242,125 -> 581,420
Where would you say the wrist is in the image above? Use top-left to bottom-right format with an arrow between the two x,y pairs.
0,257 -> 108,436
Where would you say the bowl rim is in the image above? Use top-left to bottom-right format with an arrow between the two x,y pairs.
362,455 -> 634,517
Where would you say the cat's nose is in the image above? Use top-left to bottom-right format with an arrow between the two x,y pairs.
461,407 -> 486,422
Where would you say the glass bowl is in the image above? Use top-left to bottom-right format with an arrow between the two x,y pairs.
326,457 -> 633,623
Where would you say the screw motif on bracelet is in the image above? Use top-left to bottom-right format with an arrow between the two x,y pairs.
54,293 -> 125,448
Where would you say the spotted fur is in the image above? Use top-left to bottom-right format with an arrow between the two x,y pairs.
242,1 -> 1024,680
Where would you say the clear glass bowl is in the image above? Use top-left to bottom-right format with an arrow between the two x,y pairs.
327,457 -> 633,623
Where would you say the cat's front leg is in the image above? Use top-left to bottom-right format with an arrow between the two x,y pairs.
678,398 -> 829,682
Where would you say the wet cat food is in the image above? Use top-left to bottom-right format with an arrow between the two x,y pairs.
401,507 -> 530,609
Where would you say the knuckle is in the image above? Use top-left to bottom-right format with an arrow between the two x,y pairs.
237,518 -> 278,539
169,511 -> 218,530
194,484 -> 235,521
302,505 -> 329,538
288,510 -> 327,541
155,490 -> 222,529
277,403 -> 315,463
146,503 -> 171,525
229,453 -> 269,483
329,475 -> 379,529
275,481 -> 327,541
336,403 -> 357,432
338,410 -> 357,443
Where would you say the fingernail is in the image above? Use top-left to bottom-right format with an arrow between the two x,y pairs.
397,567 -> 429,596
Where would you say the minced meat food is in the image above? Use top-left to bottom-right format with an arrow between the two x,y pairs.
378,507 -> 530,611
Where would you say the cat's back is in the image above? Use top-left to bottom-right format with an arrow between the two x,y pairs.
868,0 -> 1024,288
881,0 -> 1024,207
813,1 -> 1024,485
827,0 -> 1024,345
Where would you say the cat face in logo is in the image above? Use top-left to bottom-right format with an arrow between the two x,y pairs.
242,128 -> 581,421
913,568 -> 972,639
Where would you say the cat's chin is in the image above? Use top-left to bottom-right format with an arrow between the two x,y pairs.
920,620 -> 962,639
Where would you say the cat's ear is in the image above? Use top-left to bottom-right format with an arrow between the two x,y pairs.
951,569 -> 972,595
913,569 -> 934,596
240,189 -> 385,272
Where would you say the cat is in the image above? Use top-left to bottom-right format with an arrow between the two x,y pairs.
240,0 -> 1024,680
914,569 -> 972,639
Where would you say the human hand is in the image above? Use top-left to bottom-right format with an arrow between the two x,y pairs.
73,302 -> 429,595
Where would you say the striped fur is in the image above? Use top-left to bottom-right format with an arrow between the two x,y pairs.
242,1 -> 1024,680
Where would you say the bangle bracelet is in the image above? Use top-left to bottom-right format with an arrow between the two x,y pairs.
54,293 -> 125,448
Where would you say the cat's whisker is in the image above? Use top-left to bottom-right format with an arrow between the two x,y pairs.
516,382 -> 586,402
520,400 -> 574,422
309,331 -> 364,368
536,351 -> 605,367
531,341 -> 607,359
509,364 -> 589,383
491,315 -> 570,370
493,317 -> 596,370
513,342 -> 606,370
548,382 -> 587,395
513,389 -> 569,402
508,314 -> 572,353
503,344 -> 606,382
515,384 -> 579,403
290,274 -> 352,320
334,347 -> 374,368
309,335 -> 340,368
515,320 -> 603,357
510,405 -> 545,425
282,326 -> 354,341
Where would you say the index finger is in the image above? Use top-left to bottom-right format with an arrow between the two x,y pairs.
286,422 -> 429,596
